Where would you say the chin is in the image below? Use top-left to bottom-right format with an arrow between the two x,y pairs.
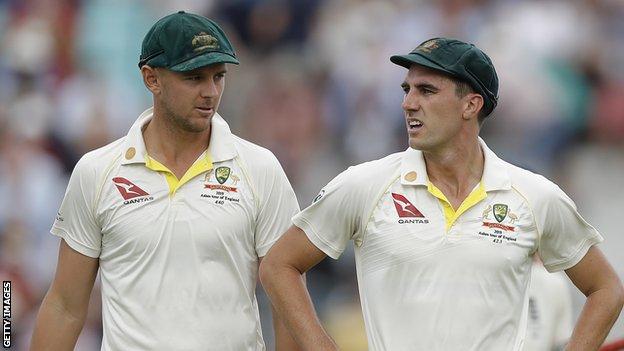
409,138 -> 444,152
180,119 -> 211,133
408,137 -> 427,150
192,121 -> 212,133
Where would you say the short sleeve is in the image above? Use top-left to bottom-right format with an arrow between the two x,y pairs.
50,157 -> 102,258
254,154 -> 300,257
292,167 -> 366,259
538,185 -> 603,272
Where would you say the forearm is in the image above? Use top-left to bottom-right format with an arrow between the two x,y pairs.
261,263 -> 338,351
273,303 -> 303,351
565,287 -> 624,351
30,293 -> 87,351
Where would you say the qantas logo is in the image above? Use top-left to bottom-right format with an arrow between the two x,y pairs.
392,193 -> 424,217
391,193 -> 429,224
112,177 -> 153,204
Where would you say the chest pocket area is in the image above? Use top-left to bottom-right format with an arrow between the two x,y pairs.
360,193 -> 446,272
362,192 -> 445,256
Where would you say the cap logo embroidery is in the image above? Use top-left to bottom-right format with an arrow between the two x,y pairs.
192,32 -> 219,52
416,39 -> 440,53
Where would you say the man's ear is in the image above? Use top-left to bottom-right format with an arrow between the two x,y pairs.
141,66 -> 161,95
462,93 -> 484,121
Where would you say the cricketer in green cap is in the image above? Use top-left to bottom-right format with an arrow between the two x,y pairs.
139,10 -> 239,71
258,35 -> 622,351
30,10 -> 301,351
138,11 -> 241,134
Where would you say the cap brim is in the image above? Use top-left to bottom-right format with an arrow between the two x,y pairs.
390,53 -> 457,78
170,52 -> 240,72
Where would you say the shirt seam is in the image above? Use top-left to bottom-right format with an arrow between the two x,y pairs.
511,184 -> 541,255
360,174 -> 401,247
235,156 -> 259,215
93,153 -> 122,230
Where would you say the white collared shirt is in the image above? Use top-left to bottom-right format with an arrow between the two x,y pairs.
52,108 -> 299,351
293,139 -> 602,351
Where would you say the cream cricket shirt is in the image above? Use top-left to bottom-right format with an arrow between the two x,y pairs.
293,139 -> 602,351
51,108 -> 299,350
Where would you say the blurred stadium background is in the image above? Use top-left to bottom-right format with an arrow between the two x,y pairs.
0,0 -> 623,349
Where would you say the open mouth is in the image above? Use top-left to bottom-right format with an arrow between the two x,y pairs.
407,119 -> 423,131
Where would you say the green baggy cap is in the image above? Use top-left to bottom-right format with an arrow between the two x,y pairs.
139,11 -> 239,71
391,38 -> 499,116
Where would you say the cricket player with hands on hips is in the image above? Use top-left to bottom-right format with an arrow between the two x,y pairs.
259,38 -> 624,351
30,11 -> 301,351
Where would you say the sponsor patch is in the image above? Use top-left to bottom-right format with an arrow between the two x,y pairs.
391,193 -> 429,224
112,177 -> 154,205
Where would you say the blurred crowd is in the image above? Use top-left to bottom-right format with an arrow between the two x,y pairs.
0,0 -> 623,349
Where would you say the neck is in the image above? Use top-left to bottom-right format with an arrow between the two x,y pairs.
423,135 -> 484,197
143,110 -> 211,168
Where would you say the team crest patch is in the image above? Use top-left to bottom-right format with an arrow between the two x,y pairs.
480,203 -> 518,235
493,204 -> 508,223
416,39 -> 440,53
192,32 -> 219,52
202,166 -> 240,195
215,167 -> 231,184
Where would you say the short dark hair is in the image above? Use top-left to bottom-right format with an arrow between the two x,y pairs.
451,77 -> 487,125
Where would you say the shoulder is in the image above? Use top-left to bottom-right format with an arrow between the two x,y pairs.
339,151 -> 403,184
231,134 -> 281,170
72,137 -> 125,178
504,161 -> 564,203
322,151 -> 403,198
348,151 -> 404,174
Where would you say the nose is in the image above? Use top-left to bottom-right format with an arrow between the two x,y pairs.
402,91 -> 420,113
200,79 -> 219,99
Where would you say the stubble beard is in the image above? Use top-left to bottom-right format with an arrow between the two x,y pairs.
162,102 -> 210,134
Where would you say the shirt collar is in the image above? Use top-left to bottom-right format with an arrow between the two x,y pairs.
479,137 -> 511,192
120,107 -> 237,165
399,147 -> 429,186
399,137 -> 511,191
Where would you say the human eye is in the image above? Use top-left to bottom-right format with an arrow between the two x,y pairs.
185,75 -> 202,81
401,84 -> 409,94
419,86 -> 434,95
214,72 -> 226,81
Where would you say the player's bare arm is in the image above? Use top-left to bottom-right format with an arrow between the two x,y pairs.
257,257 -> 302,351
260,225 -> 338,351
30,239 -> 99,350
563,246 -> 624,351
